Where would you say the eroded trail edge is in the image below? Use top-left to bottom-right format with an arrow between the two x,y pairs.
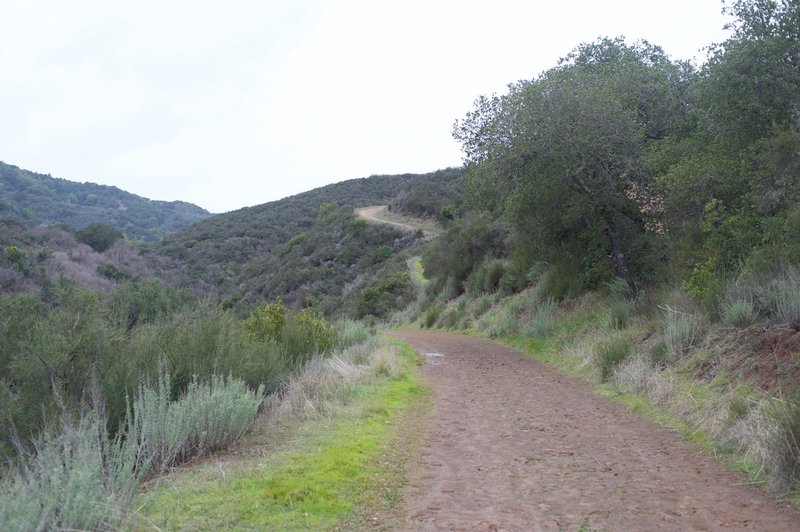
390,331 -> 799,531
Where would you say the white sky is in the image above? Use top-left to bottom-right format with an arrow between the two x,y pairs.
0,1 -> 732,213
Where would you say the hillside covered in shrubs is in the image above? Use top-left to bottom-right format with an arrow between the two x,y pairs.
154,167 -> 462,315
0,161 -> 212,241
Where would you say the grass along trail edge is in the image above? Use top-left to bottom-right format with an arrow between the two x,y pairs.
128,340 -> 429,530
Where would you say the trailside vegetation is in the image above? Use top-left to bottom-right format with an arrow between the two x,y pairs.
412,0 -> 800,495
443,0 -> 799,297
0,270 -> 380,529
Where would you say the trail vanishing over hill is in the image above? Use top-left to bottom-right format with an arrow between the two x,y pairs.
389,331 -> 800,531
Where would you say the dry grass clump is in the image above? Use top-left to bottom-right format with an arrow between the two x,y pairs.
523,298 -> 557,339
613,353 -> 658,393
662,305 -> 704,360
744,394 -> 800,492
273,339 -> 403,421
593,335 -> 633,382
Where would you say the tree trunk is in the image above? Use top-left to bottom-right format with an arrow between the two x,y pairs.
607,219 -> 630,279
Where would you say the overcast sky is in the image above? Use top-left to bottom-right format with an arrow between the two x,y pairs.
1,1 -> 732,213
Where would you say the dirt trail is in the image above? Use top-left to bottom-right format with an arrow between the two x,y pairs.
389,330 -> 800,531
356,206 -> 440,237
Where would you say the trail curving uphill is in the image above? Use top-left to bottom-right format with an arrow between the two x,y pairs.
356,205 -> 441,237
389,330 -> 800,531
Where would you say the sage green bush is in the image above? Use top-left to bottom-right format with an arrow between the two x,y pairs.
0,409 -> 143,532
722,299 -> 757,327
663,306 -> 702,360
764,268 -> 800,330
129,370 -> 263,475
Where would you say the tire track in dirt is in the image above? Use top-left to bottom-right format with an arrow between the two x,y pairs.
389,330 -> 800,531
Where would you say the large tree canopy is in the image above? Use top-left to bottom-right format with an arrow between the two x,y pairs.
455,38 -> 692,281
450,0 -> 799,294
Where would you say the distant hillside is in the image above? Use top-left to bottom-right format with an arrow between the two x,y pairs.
156,168 -> 464,315
0,161 -> 212,241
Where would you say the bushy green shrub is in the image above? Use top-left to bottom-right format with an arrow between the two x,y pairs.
287,309 -> 335,357
3,283 -> 114,448
594,335 -> 633,382
682,258 -> 727,315
129,370 -> 263,475
466,258 -> 506,294
538,262 -> 582,302
107,278 -> 195,329
0,409 -> 143,532
245,304 -> 334,361
722,299 -> 757,327
75,223 -> 123,253
525,261 -> 548,286
244,302 -> 288,343
355,272 -> 413,318
606,276 -> 631,298
96,263 -> 128,281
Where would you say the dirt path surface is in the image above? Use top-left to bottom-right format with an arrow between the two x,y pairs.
356,206 -> 440,237
389,330 -> 800,531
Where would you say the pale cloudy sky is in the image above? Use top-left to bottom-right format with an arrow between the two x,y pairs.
1,1 -> 731,213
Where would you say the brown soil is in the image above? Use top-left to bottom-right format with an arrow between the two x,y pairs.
389,330 -> 800,531
695,326 -> 800,393
355,205 -> 441,237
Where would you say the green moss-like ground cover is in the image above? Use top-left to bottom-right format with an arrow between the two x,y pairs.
131,342 -> 426,530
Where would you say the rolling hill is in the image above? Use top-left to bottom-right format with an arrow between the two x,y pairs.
0,161 -> 212,241
154,167 -> 464,315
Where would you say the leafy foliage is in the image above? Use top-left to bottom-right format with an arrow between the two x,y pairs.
75,222 -> 124,252
455,38 -> 691,282
422,213 -> 506,296
448,1 -> 800,301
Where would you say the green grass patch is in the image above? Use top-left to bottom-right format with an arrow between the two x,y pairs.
131,342 -> 427,530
